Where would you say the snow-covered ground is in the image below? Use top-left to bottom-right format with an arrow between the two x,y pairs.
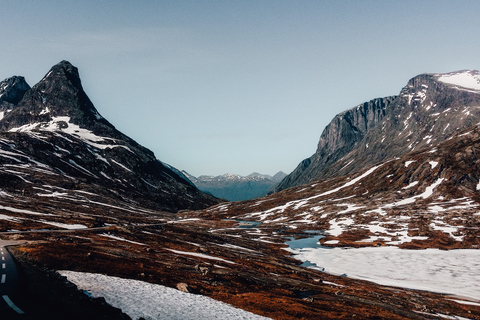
59,271 -> 271,320
286,245 -> 480,301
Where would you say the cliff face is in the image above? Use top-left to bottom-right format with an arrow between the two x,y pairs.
276,70 -> 480,191
276,96 -> 396,191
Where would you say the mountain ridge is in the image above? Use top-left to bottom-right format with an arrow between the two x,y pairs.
0,60 -> 220,212
0,64 -> 479,319
187,171 -> 287,201
276,69 -> 480,191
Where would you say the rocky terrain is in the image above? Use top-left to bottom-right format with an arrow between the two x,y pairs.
0,63 -> 479,319
1,189 -> 479,319
201,123 -> 480,250
277,70 -> 480,191
186,171 -> 287,201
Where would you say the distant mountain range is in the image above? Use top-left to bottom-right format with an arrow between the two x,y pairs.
184,171 -> 287,201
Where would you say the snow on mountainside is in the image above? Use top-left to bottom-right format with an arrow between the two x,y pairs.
202,122 -> 480,249
277,69 -> 480,191
436,70 -> 480,91
188,171 -> 287,201
0,61 -> 220,212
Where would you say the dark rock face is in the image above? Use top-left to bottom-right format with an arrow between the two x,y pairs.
276,96 -> 396,191
277,70 -> 480,191
0,61 -> 220,212
1,61 -> 114,135
0,76 -> 31,111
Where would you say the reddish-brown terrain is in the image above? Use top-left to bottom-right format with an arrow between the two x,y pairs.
0,179 -> 479,319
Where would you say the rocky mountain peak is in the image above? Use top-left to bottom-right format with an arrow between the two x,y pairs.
0,61 -> 220,212
0,60 -> 111,135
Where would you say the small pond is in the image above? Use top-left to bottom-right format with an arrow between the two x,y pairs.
223,219 -> 262,228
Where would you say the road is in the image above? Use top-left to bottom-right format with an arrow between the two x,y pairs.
0,240 -> 26,319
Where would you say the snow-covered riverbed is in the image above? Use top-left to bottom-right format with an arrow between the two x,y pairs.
286,240 -> 480,301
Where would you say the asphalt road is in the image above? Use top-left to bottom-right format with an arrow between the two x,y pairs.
0,240 -> 27,319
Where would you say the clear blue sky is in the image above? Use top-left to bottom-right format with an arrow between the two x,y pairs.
1,1 -> 479,176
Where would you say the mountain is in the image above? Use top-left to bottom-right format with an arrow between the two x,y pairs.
0,60 -> 220,212
276,70 -> 480,191
0,65 -> 478,319
205,122 -> 480,249
187,171 -> 287,201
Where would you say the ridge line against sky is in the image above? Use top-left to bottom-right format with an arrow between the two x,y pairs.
1,0 -> 479,176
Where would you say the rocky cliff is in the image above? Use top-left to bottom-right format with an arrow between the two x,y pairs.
277,70 -> 480,191
0,76 -> 30,112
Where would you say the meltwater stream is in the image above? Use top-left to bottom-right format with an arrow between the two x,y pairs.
285,233 -> 480,302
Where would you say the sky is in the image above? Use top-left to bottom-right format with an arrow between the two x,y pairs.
0,1 -> 479,177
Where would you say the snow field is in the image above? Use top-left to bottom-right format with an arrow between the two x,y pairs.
59,271 -> 271,320
437,71 -> 480,91
287,246 -> 480,301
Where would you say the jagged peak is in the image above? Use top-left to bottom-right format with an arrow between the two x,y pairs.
40,60 -> 82,90
0,60 -> 112,134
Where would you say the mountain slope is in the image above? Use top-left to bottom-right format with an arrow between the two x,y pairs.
277,70 -> 480,191
202,121 -> 480,249
0,61 -> 220,212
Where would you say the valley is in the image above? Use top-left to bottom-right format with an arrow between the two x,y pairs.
0,62 -> 479,319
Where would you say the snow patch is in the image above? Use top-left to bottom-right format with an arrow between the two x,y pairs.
287,246 -> 480,301
437,71 -> 480,91
167,249 -> 237,264
59,271 -> 270,320
384,178 -> 445,207
405,160 -> 416,167
41,221 -> 88,230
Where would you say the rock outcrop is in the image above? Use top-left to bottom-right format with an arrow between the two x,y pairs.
0,76 -> 30,112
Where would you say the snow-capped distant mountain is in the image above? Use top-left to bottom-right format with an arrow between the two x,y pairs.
187,171 -> 287,201
277,70 -> 480,191
0,61 -> 220,212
